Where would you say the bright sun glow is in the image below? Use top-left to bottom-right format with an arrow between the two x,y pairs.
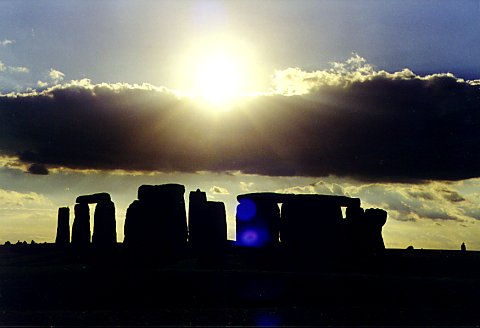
194,54 -> 244,105
175,36 -> 261,108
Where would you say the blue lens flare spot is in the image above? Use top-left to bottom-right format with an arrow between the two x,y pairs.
241,230 -> 259,245
236,198 -> 256,221
238,227 -> 269,247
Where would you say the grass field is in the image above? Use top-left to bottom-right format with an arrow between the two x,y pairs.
0,244 -> 479,326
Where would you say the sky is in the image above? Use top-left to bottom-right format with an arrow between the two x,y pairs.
1,0 -> 480,249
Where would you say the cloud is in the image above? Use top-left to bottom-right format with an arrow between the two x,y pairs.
37,81 -> 48,88
8,66 -> 29,74
27,163 -> 49,175
275,185 -> 317,194
0,55 -> 479,182
240,182 -> 254,192
276,181 -> 346,195
210,186 -> 230,194
439,189 -> 465,203
0,39 -> 14,46
0,155 -> 29,171
48,69 -> 65,83
0,188 -> 56,244
0,59 -> 29,77
0,189 -> 52,209
342,181 -> 476,222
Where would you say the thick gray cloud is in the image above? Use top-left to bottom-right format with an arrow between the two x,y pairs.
0,61 -> 479,182
27,163 -> 49,175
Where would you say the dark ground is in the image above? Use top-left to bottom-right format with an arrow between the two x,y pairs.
0,244 -> 479,327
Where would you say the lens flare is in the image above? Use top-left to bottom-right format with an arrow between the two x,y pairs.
236,198 -> 256,221
238,227 -> 269,247
241,230 -> 258,245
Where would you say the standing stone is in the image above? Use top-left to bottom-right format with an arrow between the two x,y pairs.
92,200 -> 117,248
363,208 -> 387,252
236,198 -> 280,247
236,193 -> 359,250
204,201 -> 227,246
345,207 -> 387,254
281,198 -> 343,254
150,184 -> 187,251
55,207 -> 70,245
188,189 -> 208,246
188,189 -> 227,254
72,203 -> 91,247
124,184 -> 188,255
124,200 -> 143,247
234,192 -> 387,257
345,205 -> 366,252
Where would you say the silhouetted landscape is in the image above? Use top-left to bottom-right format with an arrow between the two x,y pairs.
1,183 -> 479,326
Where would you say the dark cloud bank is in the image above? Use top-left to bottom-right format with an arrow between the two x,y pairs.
0,67 -> 479,182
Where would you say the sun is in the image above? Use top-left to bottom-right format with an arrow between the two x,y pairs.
175,36 -> 261,108
193,54 -> 244,105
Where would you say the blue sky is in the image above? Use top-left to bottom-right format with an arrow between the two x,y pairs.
1,0 -> 480,249
1,0 -> 479,91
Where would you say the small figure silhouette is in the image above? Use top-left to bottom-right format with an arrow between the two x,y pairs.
461,242 -> 466,251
